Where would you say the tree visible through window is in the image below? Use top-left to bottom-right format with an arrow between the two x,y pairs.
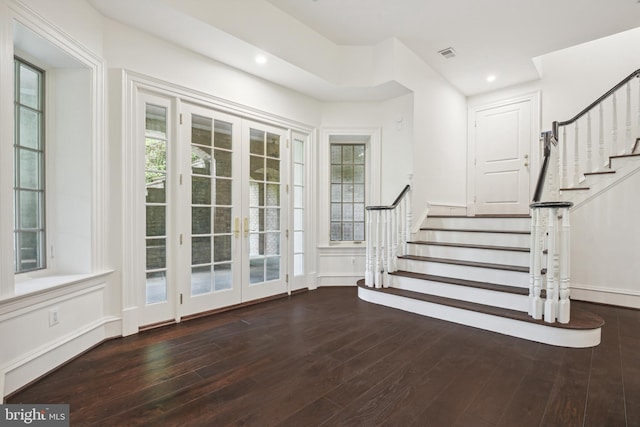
14,58 -> 45,273
330,143 -> 365,241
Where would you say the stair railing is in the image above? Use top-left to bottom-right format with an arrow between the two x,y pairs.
530,69 -> 640,324
365,184 -> 412,288
534,68 -> 640,202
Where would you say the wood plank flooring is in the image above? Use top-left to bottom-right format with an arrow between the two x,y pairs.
7,287 -> 640,426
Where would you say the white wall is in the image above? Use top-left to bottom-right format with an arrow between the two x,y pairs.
0,0 -> 118,399
386,40 -> 468,221
536,26 -> 640,128
320,93 -> 414,201
570,170 -> 640,308
103,19 -> 322,128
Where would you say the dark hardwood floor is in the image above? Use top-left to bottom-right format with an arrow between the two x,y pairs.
8,287 -> 640,426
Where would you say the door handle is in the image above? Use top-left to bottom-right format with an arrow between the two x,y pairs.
243,217 -> 249,238
524,154 -> 529,167
234,217 -> 240,238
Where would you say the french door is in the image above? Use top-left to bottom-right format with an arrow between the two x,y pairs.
175,104 -> 288,318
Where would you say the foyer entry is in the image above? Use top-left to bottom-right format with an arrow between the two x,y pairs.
470,94 -> 538,215
140,93 -> 289,326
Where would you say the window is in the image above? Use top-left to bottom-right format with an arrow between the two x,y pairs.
292,136 -> 305,275
145,104 -> 169,304
330,143 -> 366,241
14,58 -> 45,273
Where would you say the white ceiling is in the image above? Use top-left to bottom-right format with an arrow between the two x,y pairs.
89,0 -> 640,99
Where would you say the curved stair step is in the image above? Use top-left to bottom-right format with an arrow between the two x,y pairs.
357,282 -> 603,348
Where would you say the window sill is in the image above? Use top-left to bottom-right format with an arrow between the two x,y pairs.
1,270 -> 114,308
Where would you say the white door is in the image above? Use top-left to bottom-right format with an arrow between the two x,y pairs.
241,121 -> 288,302
473,99 -> 532,215
179,104 -> 243,316
179,107 -> 289,316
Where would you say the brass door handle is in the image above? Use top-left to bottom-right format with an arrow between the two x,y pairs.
243,217 -> 249,238
234,217 -> 240,238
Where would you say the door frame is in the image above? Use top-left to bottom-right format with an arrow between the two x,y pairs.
122,71 -> 315,334
467,91 -> 541,216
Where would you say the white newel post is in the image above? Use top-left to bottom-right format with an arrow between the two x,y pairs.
558,206 -> 572,323
384,209 -> 392,287
544,207 -> 558,323
530,208 -> 543,319
374,211 -> 382,288
365,209 -> 374,287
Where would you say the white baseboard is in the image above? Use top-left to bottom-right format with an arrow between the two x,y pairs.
2,316 -> 121,399
571,284 -> 640,309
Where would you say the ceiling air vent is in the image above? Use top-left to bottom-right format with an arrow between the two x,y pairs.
438,47 -> 456,59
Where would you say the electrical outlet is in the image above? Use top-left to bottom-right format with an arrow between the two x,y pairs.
49,307 -> 59,327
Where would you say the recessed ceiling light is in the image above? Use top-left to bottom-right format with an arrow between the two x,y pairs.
255,54 -> 267,65
486,74 -> 497,83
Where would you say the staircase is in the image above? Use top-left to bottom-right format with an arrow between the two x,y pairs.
559,149 -> 640,208
358,215 -> 604,348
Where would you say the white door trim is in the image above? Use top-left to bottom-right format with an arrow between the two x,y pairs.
467,91 -> 541,216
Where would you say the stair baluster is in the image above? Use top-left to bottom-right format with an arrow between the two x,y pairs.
573,121 -> 580,186
626,81 -> 632,153
375,211 -> 382,288
599,103 -> 605,170
586,111 -> 593,173
612,92 -> 619,156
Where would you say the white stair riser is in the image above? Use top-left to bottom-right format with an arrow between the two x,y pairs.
392,275 -> 529,312
417,230 -> 530,248
408,244 -> 529,267
358,287 -> 601,348
398,258 -> 529,287
426,217 -> 531,232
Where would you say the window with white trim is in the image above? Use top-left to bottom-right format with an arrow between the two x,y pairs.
330,143 -> 366,242
14,58 -> 45,273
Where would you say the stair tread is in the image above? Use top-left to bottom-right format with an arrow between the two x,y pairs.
428,214 -> 531,218
399,254 -> 529,273
390,270 -> 529,295
584,170 -> 615,176
408,240 -> 529,252
357,282 -> 604,330
421,227 -> 530,234
610,153 -> 640,160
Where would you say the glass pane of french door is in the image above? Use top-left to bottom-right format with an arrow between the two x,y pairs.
139,92 -> 176,327
181,104 -> 242,316
242,122 -> 288,302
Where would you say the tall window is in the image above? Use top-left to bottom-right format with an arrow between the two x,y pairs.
14,58 -> 45,273
330,143 -> 366,241
145,104 -> 169,304
293,136 -> 305,275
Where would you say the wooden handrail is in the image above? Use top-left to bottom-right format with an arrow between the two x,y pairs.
535,68 -> 640,202
366,184 -> 411,210
556,69 -> 640,129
